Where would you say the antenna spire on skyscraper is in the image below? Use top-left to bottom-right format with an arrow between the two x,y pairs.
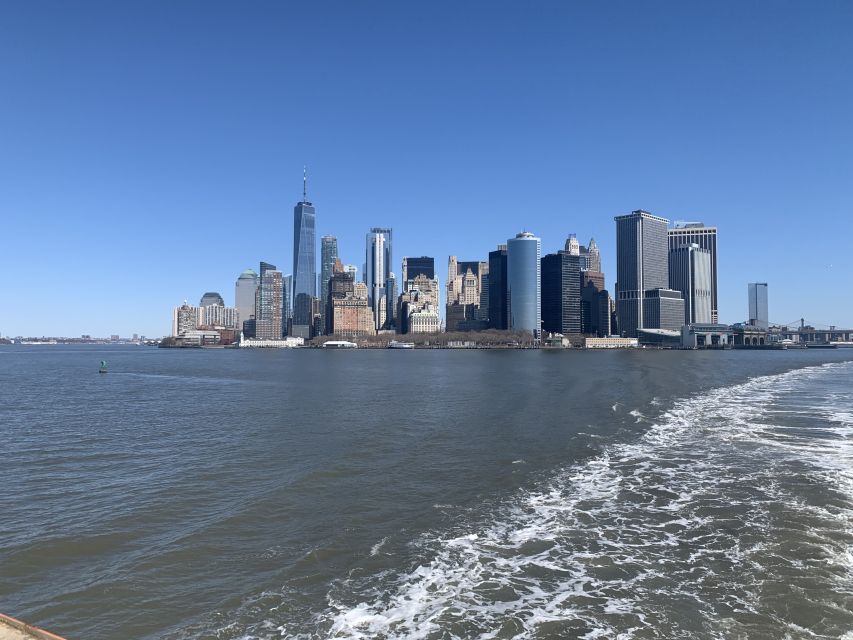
303,165 -> 307,202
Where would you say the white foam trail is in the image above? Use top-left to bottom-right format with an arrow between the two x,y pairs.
324,361 -> 853,639
369,537 -> 388,557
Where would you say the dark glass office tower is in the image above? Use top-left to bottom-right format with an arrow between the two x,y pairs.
402,256 -> 435,287
541,251 -> 581,336
581,271 -> 610,337
488,245 -> 508,330
281,274 -> 292,336
293,173 -> 317,301
319,236 -> 338,334
614,210 -> 670,337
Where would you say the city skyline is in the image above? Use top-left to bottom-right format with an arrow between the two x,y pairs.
2,2 -> 852,336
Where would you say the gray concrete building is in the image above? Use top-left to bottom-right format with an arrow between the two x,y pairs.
748,282 -> 769,329
255,264 -> 283,340
615,210 -> 670,337
668,223 -> 718,322
669,243 -> 712,325
235,269 -> 258,328
642,288 -> 686,332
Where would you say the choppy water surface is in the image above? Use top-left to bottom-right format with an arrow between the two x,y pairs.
1,346 -> 852,639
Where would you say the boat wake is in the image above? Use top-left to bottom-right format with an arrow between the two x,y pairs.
322,362 -> 853,639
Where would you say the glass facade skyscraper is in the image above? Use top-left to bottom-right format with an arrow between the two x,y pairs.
320,236 -> 338,334
507,232 -> 541,338
365,228 -> 392,331
235,269 -> 258,328
748,282 -> 769,329
293,190 -> 317,302
281,274 -> 293,335
541,251 -> 581,336
488,245 -> 508,330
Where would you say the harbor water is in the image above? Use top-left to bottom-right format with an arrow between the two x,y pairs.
1,346 -> 852,639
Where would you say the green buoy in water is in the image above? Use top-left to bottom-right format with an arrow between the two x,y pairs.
99,360 -> 108,374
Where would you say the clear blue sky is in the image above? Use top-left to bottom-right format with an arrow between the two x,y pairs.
1,1 -> 851,337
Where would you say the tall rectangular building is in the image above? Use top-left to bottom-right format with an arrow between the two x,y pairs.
488,245 -> 508,330
669,243 -> 712,325
615,210 -> 670,337
668,224 -> 718,322
281,274 -> 293,335
319,236 -> 338,335
293,174 -> 317,301
507,232 -> 542,338
541,251 -> 581,336
235,269 -> 258,328
365,228 -> 392,330
255,264 -> 283,340
748,282 -> 769,329
581,271 -> 610,337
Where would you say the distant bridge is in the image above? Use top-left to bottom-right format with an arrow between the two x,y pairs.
771,318 -> 852,343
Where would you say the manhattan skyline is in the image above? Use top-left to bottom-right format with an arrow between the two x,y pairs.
1,2 -> 852,337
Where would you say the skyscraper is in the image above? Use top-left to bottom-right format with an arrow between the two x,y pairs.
669,243 -> 712,325
447,257 -> 488,306
365,227 -> 392,331
446,256 -> 488,331
255,262 -> 283,340
385,272 -> 397,329
402,256 -> 435,289
320,235 -> 338,334
330,275 -> 375,337
235,269 -> 258,327
748,282 -> 769,329
293,170 -> 317,301
507,232 -> 541,338
398,274 -> 440,334
281,274 -> 293,336
541,250 -> 581,337
581,271 -> 611,337
615,210 -> 671,337
565,234 -> 580,256
488,245 -> 508,330
327,259 -> 354,334
668,223 -> 718,322
586,238 -> 601,273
